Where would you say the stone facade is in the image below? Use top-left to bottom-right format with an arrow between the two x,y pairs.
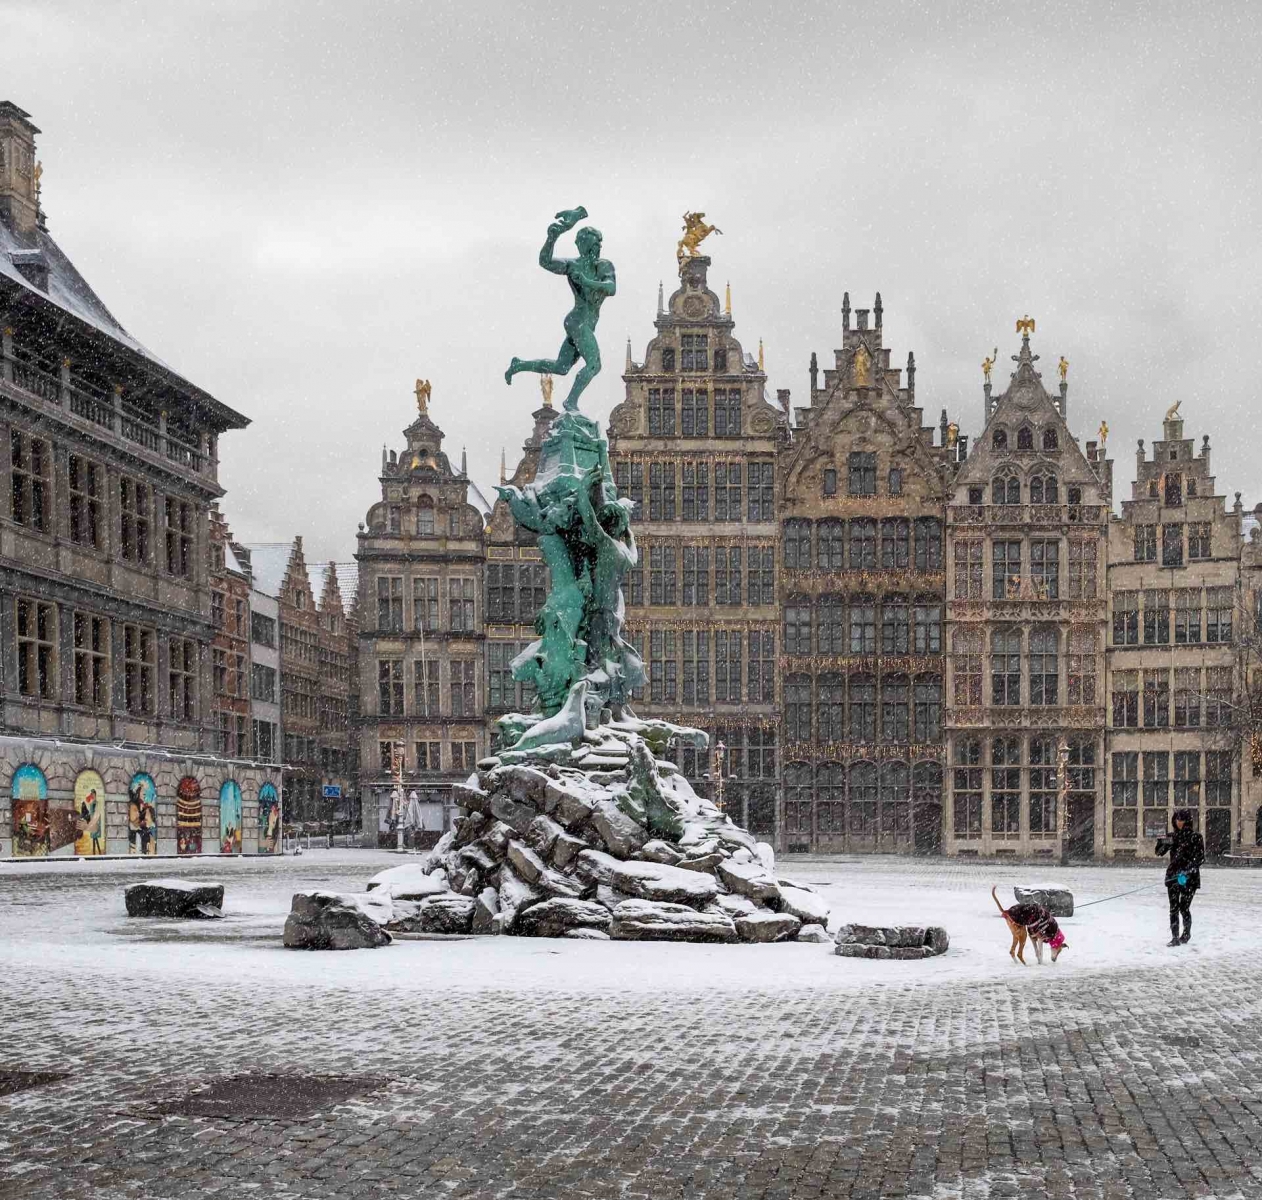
1241,511 -> 1262,850
209,505 -> 253,758
777,293 -> 956,853
607,255 -> 786,840
356,393 -> 490,846
1,100 -> 281,856
944,330 -> 1111,859
1105,413 -> 1244,858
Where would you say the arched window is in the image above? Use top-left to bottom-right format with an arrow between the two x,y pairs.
849,596 -> 876,654
850,761 -> 878,836
1030,627 -> 1059,705
818,595 -> 846,654
913,675 -> 943,742
1017,426 -> 1034,450
881,517 -> 910,568
991,628 -> 1022,706
992,473 -> 1020,505
913,598 -> 942,654
817,762 -> 845,835
817,673 -> 845,741
849,518 -> 876,568
417,500 -> 436,535
849,674 -> 877,742
1030,473 -> 1059,505
817,518 -> 845,569
993,428 -> 1008,450
786,675 -> 812,742
914,517 -> 943,569
880,761 -> 910,838
1042,428 -> 1059,451
882,674 -> 910,742
784,595 -> 812,656
785,762 -> 813,837
783,519 -> 812,569
882,594 -> 910,654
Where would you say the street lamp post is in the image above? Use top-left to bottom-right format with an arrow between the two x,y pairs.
1056,735 -> 1070,868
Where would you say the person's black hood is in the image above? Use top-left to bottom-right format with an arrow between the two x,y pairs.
1171,808 -> 1195,829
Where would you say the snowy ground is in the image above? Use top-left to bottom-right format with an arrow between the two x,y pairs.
2,851 -> 1261,1198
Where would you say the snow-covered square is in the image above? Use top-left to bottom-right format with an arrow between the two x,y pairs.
2,851 -> 1260,1199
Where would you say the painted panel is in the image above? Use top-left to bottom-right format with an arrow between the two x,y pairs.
11,764 -> 52,856
219,780 -> 242,855
128,773 -> 158,856
176,776 -> 202,855
257,782 -> 280,854
73,770 -> 107,856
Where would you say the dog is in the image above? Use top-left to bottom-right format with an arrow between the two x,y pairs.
992,886 -> 1068,964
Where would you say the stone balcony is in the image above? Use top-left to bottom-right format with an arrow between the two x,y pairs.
948,503 -> 1105,527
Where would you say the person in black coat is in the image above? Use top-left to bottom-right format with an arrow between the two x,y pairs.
1156,808 -> 1205,946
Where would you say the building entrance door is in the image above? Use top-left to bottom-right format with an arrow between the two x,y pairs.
1205,808 -> 1231,859
1066,795 -> 1095,860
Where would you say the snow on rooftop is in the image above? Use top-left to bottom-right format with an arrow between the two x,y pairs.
467,479 -> 493,519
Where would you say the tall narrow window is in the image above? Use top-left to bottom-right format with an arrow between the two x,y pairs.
448,577 -> 476,631
953,738 -> 983,836
378,576 -> 404,631
647,388 -> 676,435
913,675 -> 942,742
1206,587 -> 1233,643
992,540 -> 1021,598
822,467 -> 837,496
1143,589 -> 1170,645
416,501 -> 435,535
913,600 -> 942,654
1031,739 -> 1059,834
993,473 -> 1020,505
73,612 -> 108,708
1112,669 -> 1139,728
1067,628 -> 1096,705
68,454 -> 103,548
882,675 -> 910,742
681,545 -> 709,606
680,333 -> 708,372
991,628 -> 1022,706
650,630 -> 677,703
849,596 -> 876,654
714,462 -> 742,520
680,388 -> 707,437
952,630 -> 983,706
786,675 -> 811,743
818,674 -> 844,741
1068,539 -> 1097,599
714,547 -> 741,606
1029,473 -> 1059,505
849,675 -> 876,742
119,477 -> 150,563
783,519 -> 812,569
1029,627 -> 1059,705
123,624 -> 155,715
818,518 -> 846,569
682,630 -> 709,704
17,598 -> 56,699
914,518 -> 943,570
1113,591 -> 1139,645
954,540 -> 983,600
1174,667 -> 1201,728
682,462 -> 709,520
1030,539 -> 1059,599
747,546 -> 774,606
649,545 -> 677,605
450,659 -> 476,716
785,595 -> 812,655
1135,524 -> 1157,562
849,518 -> 876,568
847,452 -> 876,496
881,594 -> 909,654
747,462 -> 773,521
747,630 -> 775,702
881,518 -> 910,568
1143,669 -> 1170,728
164,497 -> 193,577
715,630 -> 742,702
10,431 -> 49,532
714,388 -> 741,436
648,461 -> 676,520
818,595 -> 845,654
1174,589 -> 1202,644
413,576 -> 439,630
991,737 -> 1021,834
1188,522 -> 1211,560
169,637 -> 195,720
413,657 -> 439,716
1173,751 -> 1201,807
1161,523 -> 1184,567
1205,751 -> 1232,807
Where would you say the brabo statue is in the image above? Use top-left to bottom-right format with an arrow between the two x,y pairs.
505,206 -> 615,414
496,206 -> 643,744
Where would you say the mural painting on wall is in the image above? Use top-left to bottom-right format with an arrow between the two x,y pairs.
128,773 -> 158,856
219,780 -> 242,855
258,782 -> 280,854
11,763 -> 53,856
73,770 -> 107,856
176,776 -> 202,855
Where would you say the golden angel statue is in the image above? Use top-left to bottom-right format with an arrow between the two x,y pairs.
946,421 -> 960,448
853,344 -> 872,387
677,211 -> 722,268
1058,356 -> 1069,383
1098,420 -> 1109,446
982,348 -> 998,383
1015,314 -> 1036,337
414,378 -> 431,415
540,374 -> 554,407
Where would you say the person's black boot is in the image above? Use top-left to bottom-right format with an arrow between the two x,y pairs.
1167,936 -> 1182,947
1179,914 -> 1191,944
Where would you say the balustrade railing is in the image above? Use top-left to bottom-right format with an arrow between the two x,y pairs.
948,503 -> 1104,526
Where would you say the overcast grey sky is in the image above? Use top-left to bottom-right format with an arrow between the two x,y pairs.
5,0 -> 1261,563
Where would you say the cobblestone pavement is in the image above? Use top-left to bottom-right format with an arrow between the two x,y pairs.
2,855 -> 1261,1200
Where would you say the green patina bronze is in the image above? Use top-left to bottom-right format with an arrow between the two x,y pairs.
504,206 -> 614,414
496,209 -> 642,733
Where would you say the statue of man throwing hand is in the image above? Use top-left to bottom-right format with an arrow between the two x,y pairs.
505,206 -> 615,413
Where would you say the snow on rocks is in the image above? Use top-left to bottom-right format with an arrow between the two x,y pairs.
834,923 -> 950,960
283,891 -> 394,950
124,879 -> 225,919
373,717 -> 832,943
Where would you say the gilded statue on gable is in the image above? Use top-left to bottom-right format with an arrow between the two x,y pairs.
677,211 -> 722,269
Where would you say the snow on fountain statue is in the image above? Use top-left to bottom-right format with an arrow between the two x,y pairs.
360,207 -> 832,943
